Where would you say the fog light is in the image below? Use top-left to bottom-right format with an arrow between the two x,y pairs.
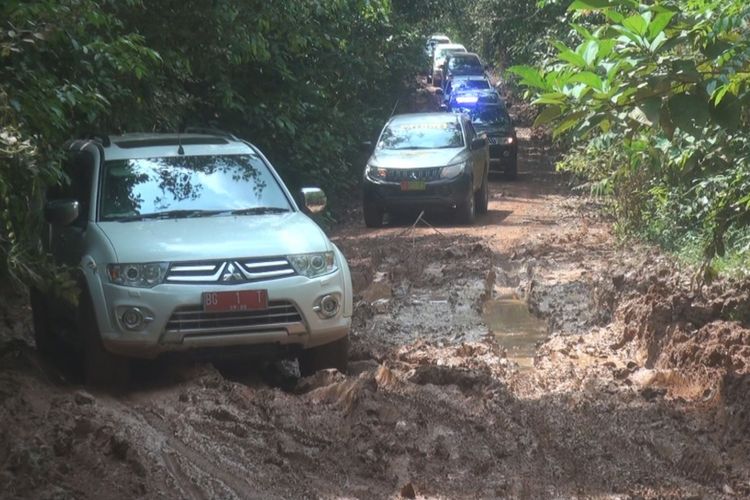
314,294 -> 340,319
121,307 -> 144,330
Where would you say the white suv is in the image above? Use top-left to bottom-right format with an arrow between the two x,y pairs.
32,130 -> 352,386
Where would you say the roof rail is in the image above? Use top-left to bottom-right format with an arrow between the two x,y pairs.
183,127 -> 238,140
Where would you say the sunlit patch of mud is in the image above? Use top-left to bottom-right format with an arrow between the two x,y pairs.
482,290 -> 548,371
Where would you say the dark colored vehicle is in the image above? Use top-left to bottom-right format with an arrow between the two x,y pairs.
441,52 -> 485,92
362,113 -> 490,227
458,104 -> 517,179
442,76 -> 492,104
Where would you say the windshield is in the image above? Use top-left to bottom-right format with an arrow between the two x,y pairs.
449,57 -> 482,73
99,154 -> 291,221
469,107 -> 512,129
454,80 -> 491,91
379,121 -> 464,150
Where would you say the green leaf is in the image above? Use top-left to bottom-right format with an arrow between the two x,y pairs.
558,49 -> 587,68
709,94 -> 740,130
553,111 -> 587,137
667,94 -> 710,137
569,71 -> 603,90
507,65 -> 548,90
581,40 -> 599,66
534,105 -> 563,127
623,14 -> 649,37
641,96 -> 662,125
647,11 -> 674,40
533,92 -> 566,105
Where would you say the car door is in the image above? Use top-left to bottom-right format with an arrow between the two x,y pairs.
464,119 -> 484,190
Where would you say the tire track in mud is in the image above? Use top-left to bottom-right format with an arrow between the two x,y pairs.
138,407 -> 254,499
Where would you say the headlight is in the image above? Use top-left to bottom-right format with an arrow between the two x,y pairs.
288,252 -> 335,278
441,161 -> 468,179
498,136 -> 515,145
366,164 -> 388,180
107,263 -> 169,288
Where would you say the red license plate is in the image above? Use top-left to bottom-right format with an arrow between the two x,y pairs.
202,290 -> 268,312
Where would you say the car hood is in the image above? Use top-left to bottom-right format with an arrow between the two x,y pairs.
97,212 -> 330,263
368,147 -> 465,169
475,125 -> 514,136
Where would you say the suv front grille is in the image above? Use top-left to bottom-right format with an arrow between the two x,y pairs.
385,167 -> 442,182
166,257 -> 296,284
165,301 -> 303,336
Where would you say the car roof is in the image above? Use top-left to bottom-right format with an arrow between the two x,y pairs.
389,113 -> 462,126
429,35 -> 450,41
434,43 -> 466,51
97,133 -> 255,161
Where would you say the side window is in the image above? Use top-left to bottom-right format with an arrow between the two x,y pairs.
48,150 -> 95,226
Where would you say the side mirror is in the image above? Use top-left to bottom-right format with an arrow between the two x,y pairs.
470,137 -> 487,151
300,187 -> 326,214
484,64 -> 490,72
44,199 -> 80,226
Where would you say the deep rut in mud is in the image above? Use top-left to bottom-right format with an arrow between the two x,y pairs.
1,82 -> 750,499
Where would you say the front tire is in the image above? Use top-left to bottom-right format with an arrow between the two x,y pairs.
506,154 -> 518,181
363,199 -> 384,228
457,181 -> 476,225
79,296 -> 130,390
30,288 -> 55,355
475,165 -> 489,215
299,336 -> 349,376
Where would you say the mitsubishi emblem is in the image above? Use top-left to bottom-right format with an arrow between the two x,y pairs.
220,262 -> 244,282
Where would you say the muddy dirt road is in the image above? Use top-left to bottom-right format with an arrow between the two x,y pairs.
2,94 -> 750,499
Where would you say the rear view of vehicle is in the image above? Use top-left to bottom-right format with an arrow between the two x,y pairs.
431,43 -> 466,87
362,113 -> 489,227
443,76 -> 492,105
32,132 -> 353,387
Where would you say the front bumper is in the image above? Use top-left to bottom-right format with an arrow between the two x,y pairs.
94,269 -> 351,358
363,172 -> 471,210
488,144 -> 517,173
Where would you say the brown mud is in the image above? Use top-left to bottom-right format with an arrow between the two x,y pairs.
1,82 -> 749,499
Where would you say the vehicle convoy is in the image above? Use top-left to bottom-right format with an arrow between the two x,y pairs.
362,113 -> 489,227
430,42 -> 466,86
441,52 -> 486,92
32,131 -> 353,386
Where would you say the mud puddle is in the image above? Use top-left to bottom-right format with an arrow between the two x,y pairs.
483,290 -> 548,370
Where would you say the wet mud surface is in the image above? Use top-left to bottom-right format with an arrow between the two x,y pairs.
1,85 -> 750,499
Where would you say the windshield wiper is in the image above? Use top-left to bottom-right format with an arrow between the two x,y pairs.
111,209 -> 224,221
227,207 -> 290,215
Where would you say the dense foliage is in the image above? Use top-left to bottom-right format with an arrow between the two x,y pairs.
0,0 -> 423,290
510,0 -> 750,274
